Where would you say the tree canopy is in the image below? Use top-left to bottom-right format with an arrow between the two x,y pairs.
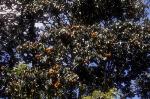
0,0 -> 150,98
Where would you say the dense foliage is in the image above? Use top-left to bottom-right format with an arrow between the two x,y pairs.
0,0 -> 150,98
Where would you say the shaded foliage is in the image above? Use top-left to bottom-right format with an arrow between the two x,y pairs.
72,0 -> 146,24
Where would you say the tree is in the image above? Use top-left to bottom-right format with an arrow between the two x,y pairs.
0,0 -> 150,98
